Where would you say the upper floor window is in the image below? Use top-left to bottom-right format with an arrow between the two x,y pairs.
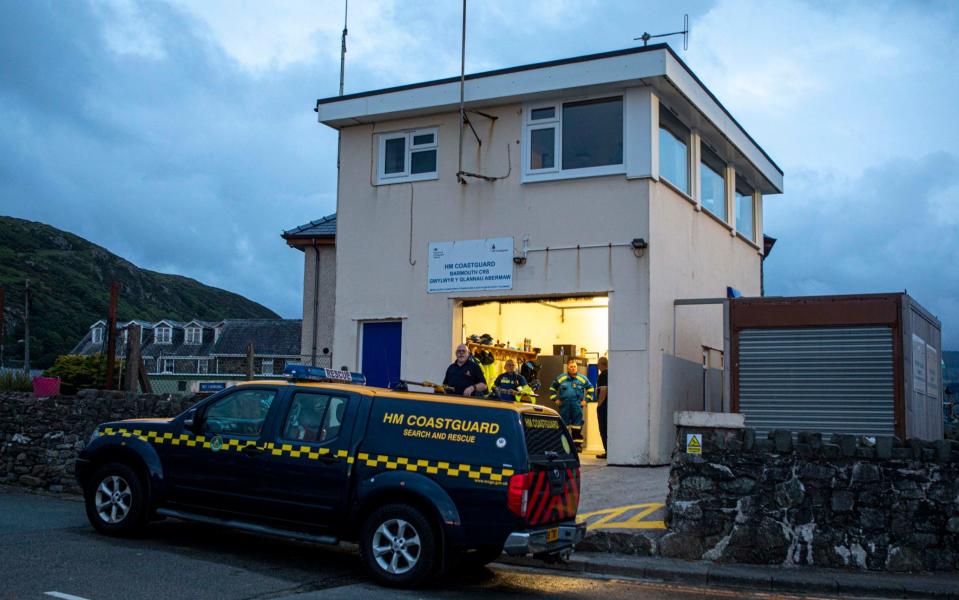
162,358 -> 175,373
198,359 -> 209,375
376,128 -> 438,184
185,327 -> 202,345
155,326 -> 172,344
120,329 -> 129,347
659,106 -> 690,195
91,327 -> 104,345
735,175 -> 755,241
214,326 -> 223,343
700,144 -> 726,221
524,96 -> 623,181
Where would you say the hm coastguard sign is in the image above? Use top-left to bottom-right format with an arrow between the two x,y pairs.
428,237 -> 513,293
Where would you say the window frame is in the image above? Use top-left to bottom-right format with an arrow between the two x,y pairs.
658,105 -> 691,195
699,142 -> 727,222
91,327 -> 104,345
522,94 -> 626,183
200,387 -> 278,437
279,391 -> 351,445
185,326 -> 202,345
155,326 -> 172,345
162,358 -> 175,373
376,127 -> 439,185
735,174 -> 756,242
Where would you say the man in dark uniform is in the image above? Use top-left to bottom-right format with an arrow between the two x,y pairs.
596,356 -> 609,459
493,359 -> 528,401
443,344 -> 488,397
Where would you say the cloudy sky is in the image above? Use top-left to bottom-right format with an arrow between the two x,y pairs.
2,1 -> 957,346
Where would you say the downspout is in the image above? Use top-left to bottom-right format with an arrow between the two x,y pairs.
311,239 -> 321,366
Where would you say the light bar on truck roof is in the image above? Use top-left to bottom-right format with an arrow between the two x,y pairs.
283,364 -> 367,386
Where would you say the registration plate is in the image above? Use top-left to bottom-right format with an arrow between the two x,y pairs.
546,527 -> 559,543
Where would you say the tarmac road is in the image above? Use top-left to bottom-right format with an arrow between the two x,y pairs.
0,488 -> 857,600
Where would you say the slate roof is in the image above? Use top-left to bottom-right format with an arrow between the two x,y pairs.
282,213 -> 336,240
71,319 -> 302,358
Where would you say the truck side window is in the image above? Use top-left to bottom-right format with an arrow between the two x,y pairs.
283,393 -> 332,443
203,389 -> 276,436
322,396 -> 348,441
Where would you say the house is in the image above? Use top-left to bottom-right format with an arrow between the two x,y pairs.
311,44 -> 784,465
71,318 -> 302,392
282,214 -> 336,368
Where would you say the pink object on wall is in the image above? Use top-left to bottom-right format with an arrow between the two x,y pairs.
32,376 -> 60,397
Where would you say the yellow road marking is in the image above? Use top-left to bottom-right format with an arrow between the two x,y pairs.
577,502 -> 666,530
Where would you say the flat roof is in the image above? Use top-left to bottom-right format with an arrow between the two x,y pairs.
316,44 -> 783,193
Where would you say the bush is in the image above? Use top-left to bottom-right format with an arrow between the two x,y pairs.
44,354 -> 124,394
0,369 -> 32,392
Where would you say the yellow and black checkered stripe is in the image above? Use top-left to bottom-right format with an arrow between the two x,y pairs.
355,452 -> 513,484
98,428 -> 512,485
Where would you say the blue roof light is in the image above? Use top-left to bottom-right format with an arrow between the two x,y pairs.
283,364 -> 367,386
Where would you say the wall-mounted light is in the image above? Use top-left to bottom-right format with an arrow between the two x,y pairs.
631,238 -> 648,257
513,255 -> 527,265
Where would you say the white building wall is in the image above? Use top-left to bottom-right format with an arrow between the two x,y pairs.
300,244 -> 336,368
333,102 -> 653,463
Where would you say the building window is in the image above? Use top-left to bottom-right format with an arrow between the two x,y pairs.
198,359 -> 209,375
262,359 -> 274,375
162,358 -> 175,373
120,329 -> 129,347
376,128 -> 438,184
700,144 -> 726,221
214,327 -> 223,343
155,326 -> 172,344
185,327 -> 202,345
659,106 -> 690,195
91,327 -> 104,344
735,175 -> 755,241
524,96 -> 623,180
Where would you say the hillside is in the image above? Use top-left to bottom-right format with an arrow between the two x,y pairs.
0,216 -> 280,369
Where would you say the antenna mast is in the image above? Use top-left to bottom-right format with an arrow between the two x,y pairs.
339,0 -> 349,96
635,13 -> 689,50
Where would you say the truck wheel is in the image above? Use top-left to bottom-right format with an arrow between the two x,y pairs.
360,503 -> 437,587
84,462 -> 149,537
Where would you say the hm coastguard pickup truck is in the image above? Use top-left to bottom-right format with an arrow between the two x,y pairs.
76,365 -> 585,587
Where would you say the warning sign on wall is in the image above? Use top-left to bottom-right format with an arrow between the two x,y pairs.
686,433 -> 702,454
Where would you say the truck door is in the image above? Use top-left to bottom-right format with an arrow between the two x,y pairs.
258,390 -> 357,530
163,385 -> 280,517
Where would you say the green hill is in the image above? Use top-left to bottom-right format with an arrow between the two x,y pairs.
0,216 -> 279,369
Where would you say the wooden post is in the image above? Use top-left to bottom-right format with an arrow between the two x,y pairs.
124,324 -> 141,392
138,357 -> 152,393
22,280 -> 29,372
104,282 -> 119,389
245,342 -> 255,380
0,286 -> 5,368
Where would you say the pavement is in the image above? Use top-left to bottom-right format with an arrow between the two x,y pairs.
577,453 -> 669,535
501,552 -> 959,599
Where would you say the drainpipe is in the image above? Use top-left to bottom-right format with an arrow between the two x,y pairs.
310,239 -> 321,366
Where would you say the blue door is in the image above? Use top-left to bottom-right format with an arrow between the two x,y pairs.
362,321 -> 402,388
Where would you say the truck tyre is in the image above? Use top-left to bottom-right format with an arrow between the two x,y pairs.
84,462 -> 149,537
360,503 -> 437,587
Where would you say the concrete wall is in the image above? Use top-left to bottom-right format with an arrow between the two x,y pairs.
300,245 -> 336,368
646,180 -> 762,463
333,103 -> 653,463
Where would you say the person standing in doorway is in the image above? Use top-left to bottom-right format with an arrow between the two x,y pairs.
596,356 -> 609,459
550,359 -> 593,435
493,359 -> 527,401
443,344 -> 488,397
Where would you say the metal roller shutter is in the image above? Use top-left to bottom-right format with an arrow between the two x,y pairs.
738,326 -> 894,437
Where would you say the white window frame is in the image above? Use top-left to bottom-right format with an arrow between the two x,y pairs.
522,94 -> 626,183
262,359 -> 274,375
120,329 -> 129,347
376,127 -> 439,185
155,327 -> 172,345
162,358 -> 175,373
91,327 -> 104,345
185,326 -> 202,345
198,359 -> 209,375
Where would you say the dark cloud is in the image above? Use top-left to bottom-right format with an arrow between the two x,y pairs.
0,1 -> 337,318
765,152 -> 959,346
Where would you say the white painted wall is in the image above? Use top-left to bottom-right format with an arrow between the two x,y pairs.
300,244 -> 336,368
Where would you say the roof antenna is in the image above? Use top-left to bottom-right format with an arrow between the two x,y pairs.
339,0 -> 348,96
635,13 -> 689,50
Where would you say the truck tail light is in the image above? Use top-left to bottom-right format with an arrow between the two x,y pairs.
507,472 -> 533,517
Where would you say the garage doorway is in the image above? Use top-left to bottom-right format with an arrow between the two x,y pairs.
461,296 -> 609,453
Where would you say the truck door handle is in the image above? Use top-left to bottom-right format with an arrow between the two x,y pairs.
242,445 -> 264,456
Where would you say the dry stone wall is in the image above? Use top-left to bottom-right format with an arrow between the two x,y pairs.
661,426 -> 959,572
0,391 -> 198,494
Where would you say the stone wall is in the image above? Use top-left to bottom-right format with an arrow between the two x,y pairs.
661,426 -> 959,572
0,391 -> 198,494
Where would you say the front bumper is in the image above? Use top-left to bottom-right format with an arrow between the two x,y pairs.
503,520 -> 587,556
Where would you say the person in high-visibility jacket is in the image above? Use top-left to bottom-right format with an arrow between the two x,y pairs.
549,359 -> 594,426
